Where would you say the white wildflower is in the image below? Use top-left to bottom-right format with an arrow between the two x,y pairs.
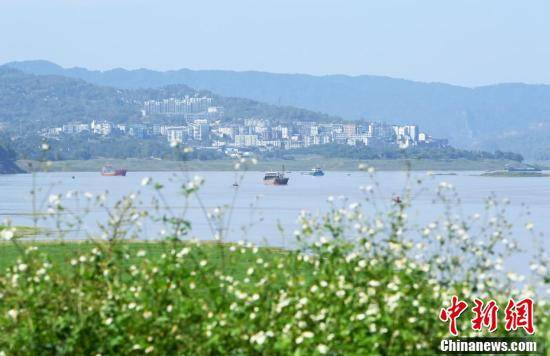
1,229 -> 14,240
7,309 -> 18,320
141,177 -> 151,186
250,331 -> 267,345
177,247 -> 190,258
302,331 -> 314,338
317,344 -> 329,354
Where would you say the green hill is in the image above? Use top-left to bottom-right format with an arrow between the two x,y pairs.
0,68 -> 338,161
0,141 -> 23,174
0,67 -> 336,133
7,60 -> 550,158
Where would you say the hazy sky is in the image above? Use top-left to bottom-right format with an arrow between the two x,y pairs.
1,0 -> 549,86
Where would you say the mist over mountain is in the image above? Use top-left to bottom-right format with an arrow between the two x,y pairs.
4,60 -> 550,158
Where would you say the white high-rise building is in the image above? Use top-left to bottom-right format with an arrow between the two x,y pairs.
165,126 -> 189,144
143,96 -> 213,116
190,119 -> 210,141
91,120 -> 112,136
234,134 -> 258,147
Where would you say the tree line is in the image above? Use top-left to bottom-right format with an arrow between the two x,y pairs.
265,143 -> 524,162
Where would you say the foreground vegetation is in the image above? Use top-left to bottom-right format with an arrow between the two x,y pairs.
0,241 -> 280,277
0,241 -> 415,352
0,238 -> 445,354
0,163 -> 548,354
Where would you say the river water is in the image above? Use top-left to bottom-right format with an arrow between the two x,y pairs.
0,172 -> 550,245
1,170 -> 548,276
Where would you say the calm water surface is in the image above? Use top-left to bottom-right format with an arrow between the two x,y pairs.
1,170 -> 548,275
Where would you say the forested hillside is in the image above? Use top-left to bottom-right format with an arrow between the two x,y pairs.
0,68 -> 335,134
8,60 -> 550,157
0,139 -> 22,173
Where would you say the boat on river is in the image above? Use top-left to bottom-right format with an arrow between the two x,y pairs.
263,166 -> 289,185
101,164 -> 127,176
310,167 -> 325,176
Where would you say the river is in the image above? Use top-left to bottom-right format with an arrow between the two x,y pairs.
1,170 -> 548,276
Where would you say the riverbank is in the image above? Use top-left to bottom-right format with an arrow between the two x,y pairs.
17,156 -> 522,172
480,170 -> 550,177
0,225 -> 41,239
0,159 -> 24,174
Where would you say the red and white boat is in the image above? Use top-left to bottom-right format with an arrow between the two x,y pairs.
101,164 -> 127,176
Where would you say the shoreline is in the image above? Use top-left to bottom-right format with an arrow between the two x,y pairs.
15,157 -> 524,173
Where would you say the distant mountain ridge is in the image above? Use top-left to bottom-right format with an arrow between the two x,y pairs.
4,60 -> 550,158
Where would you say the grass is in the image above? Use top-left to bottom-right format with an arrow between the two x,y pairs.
18,156 -> 520,172
0,240 -> 283,273
0,237 -> 448,354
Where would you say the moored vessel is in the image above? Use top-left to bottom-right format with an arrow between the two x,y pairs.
263,166 -> 289,185
310,167 -> 325,176
101,164 -> 127,176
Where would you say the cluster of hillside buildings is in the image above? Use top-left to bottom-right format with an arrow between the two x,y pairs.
39,96 -> 447,153
141,97 -> 224,120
